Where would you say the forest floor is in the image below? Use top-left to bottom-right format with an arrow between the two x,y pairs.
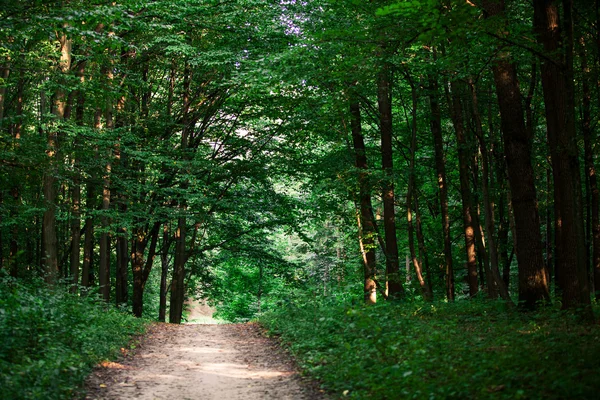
83,304 -> 324,400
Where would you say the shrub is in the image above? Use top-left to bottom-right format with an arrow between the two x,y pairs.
0,277 -> 147,399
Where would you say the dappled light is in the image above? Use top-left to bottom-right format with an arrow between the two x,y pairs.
1,0 -> 600,399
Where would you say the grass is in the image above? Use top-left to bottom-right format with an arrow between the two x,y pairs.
260,297 -> 600,399
0,277 -> 148,400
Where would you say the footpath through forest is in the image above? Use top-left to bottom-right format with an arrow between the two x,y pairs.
84,306 -> 324,399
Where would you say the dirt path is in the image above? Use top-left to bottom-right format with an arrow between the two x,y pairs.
84,323 -> 324,400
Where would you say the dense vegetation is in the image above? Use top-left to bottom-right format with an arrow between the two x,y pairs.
1,0 -> 600,398
0,277 -> 146,399
262,298 -> 600,399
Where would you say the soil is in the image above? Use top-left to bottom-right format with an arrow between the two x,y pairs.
84,305 -> 325,400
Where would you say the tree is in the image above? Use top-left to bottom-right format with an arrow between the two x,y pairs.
482,0 -> 548,307
533,0 -> 591,313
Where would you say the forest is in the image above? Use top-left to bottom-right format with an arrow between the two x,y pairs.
1,0 -> 600,399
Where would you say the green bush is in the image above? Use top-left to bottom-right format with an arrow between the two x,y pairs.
0,277 -> 148,399
261,297 -> 600,399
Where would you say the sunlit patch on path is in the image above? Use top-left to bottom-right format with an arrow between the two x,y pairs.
85,323 -> 324,400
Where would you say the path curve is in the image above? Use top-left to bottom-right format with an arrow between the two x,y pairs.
85,323 -> 324,400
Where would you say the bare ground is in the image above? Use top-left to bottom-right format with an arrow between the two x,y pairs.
84,322 -> 325,400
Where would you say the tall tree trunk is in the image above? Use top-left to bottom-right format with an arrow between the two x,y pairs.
69,61 -> 86,293
546,169 -> 553,284
428,75 -> 454,301
7,65 -> 25,278
482,0 -> 550,307
131,228 -> 145,318
81,183 -> 95,291
534,0 -> 591,313
377,65 -> 403,298
114,48 -> 132,306
579,37 -> 600,299
448,80 -> 478,296
169,216 -> 187,323
469,80 -> 510,300
43,32 -> 71,283
406,80 -> 432,301
114,129 -> 128,305
116,225 -> 128,305
350,100 -> 378,304
69,182 -> 81,292
170,66 -> 191,323
99,62 -> 115,302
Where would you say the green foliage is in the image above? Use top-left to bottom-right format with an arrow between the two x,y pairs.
261,298 -> 600,399
0,276 -> 148,400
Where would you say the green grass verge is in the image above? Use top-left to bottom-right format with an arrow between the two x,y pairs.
260,298 -> 600,399
0,277 -> 148,399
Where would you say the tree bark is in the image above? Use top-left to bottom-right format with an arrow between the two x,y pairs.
159,223 -> 172,322
469,80 -> 511,301
579,37 -> 600,299
481,0 -> 549,307
170,66 -> 191,323
534,0 -> 591,313
81,183 -> 95,291
69,61 -> 86,293
169,216 -> 187,323
377,65 -> 402,298
406,80 -> 432,301
350,99 -> 378,304
43,32 -> 71,283
428,75 -> 454,301
115,225 -> 128,305
448,80 -> 478,296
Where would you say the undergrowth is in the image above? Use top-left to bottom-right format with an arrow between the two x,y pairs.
260,297 -> 600,399
0,277 -> 148,400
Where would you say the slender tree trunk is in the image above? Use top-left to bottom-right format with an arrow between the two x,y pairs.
350,99 -> 378,304
69,182 -> 81,292
116,226 -> 128,305
159,224 -> 172,322
159,63 -> 177,321
491,101 -> 511,290
114,141 -> 128,306
81,183 -> 95,290
579,37 -> 600,299
43,32 -> 71,283
169,216 -> 187,323
99,60 -> 116,302
131,229 -> 145,318
69,62 -> 86,293
448,80 -> 478,296
546,169 -> 553,284
414,195 -> 433,295
469,80 -> 510,300
428,76 -> 454,301
534,0 -> 590,313
8,66 -> 25,277
377,65 -> 402,298
406,80 -> 431,301
170,66 -> 191,323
